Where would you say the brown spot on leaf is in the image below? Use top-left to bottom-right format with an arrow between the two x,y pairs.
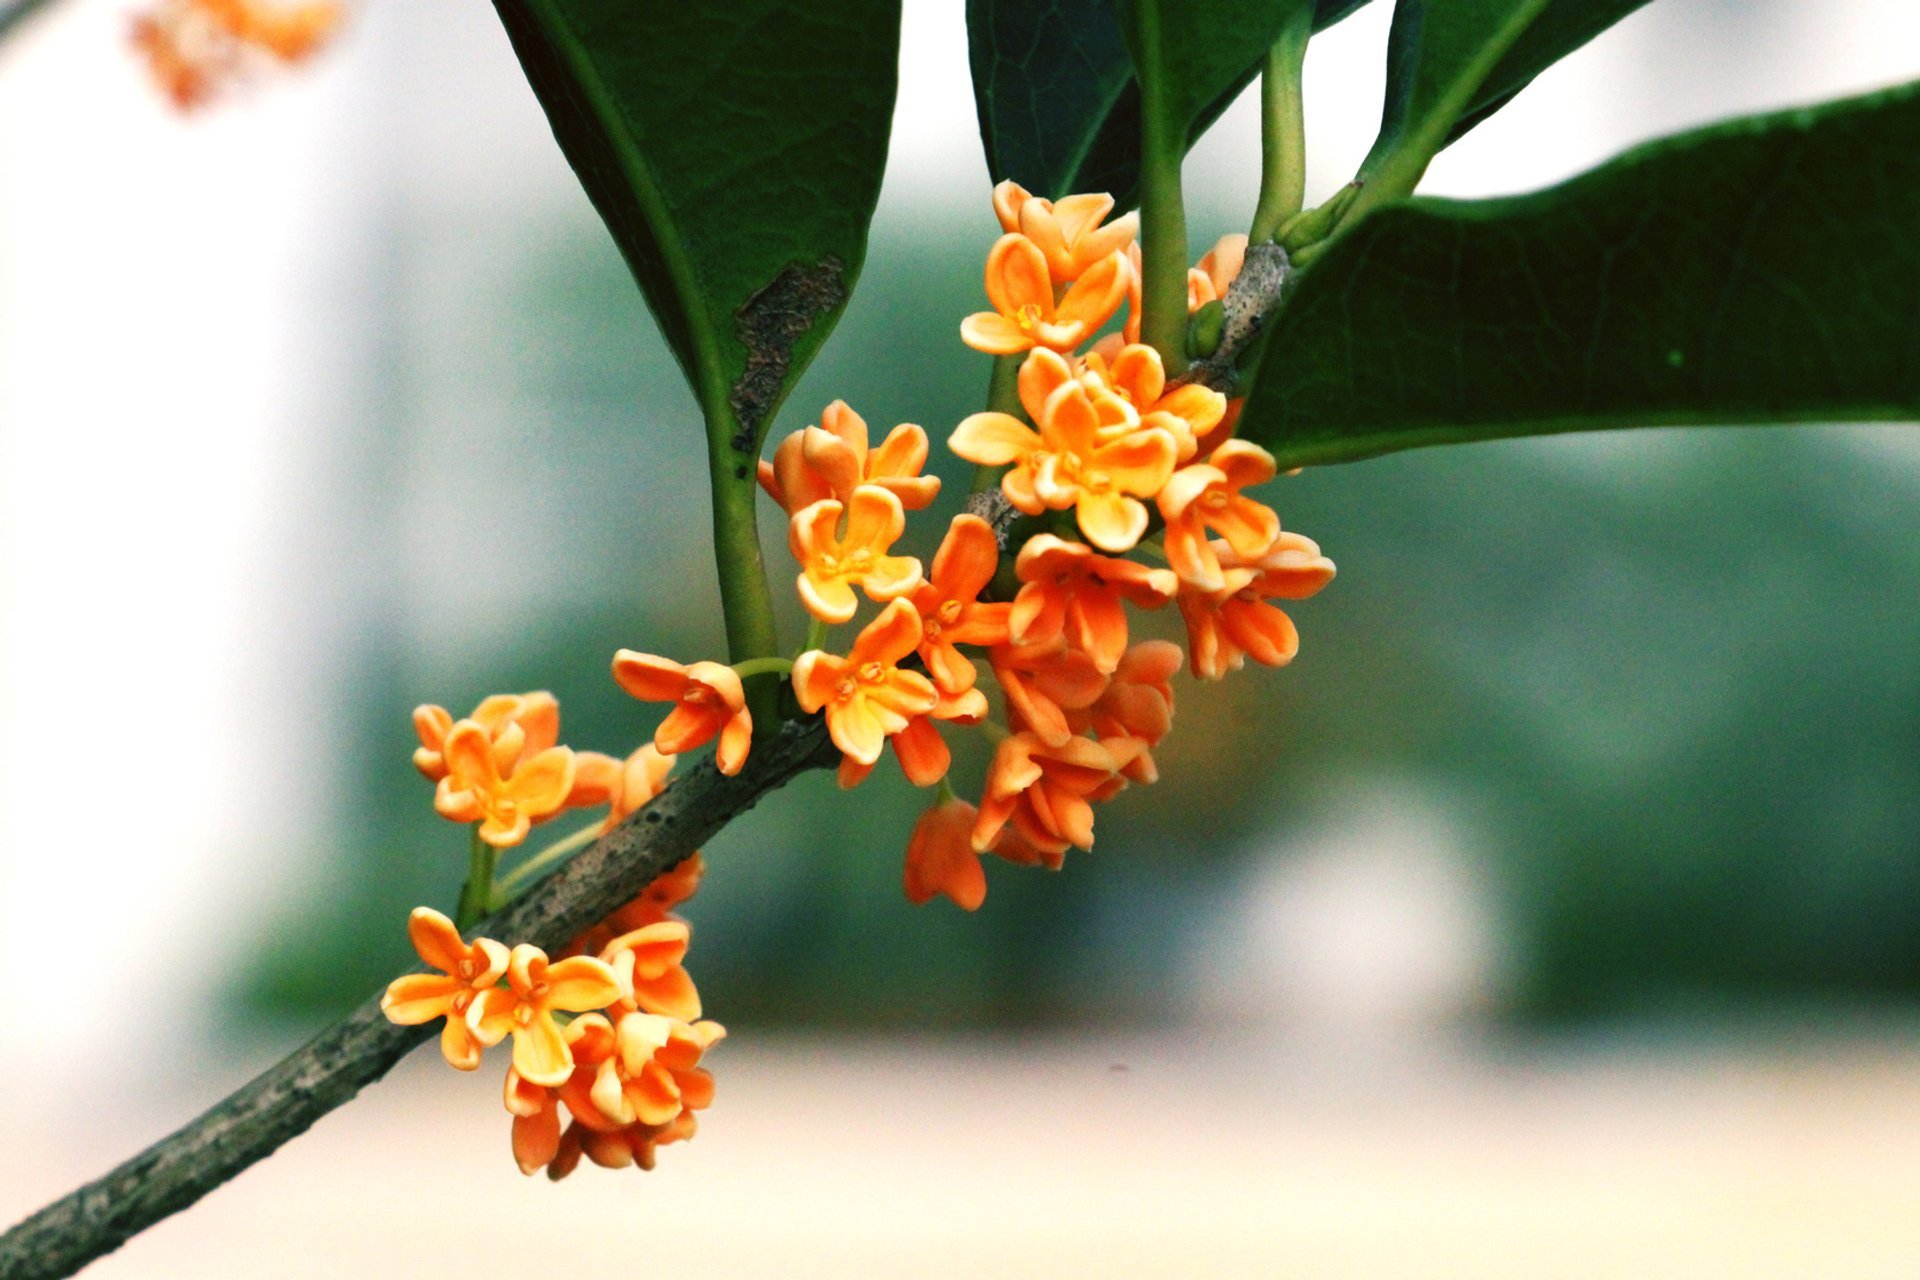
729,256 -> 847,452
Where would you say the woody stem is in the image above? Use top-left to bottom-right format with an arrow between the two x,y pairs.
1133,0 -> 1191,375
490,821 -> 606,905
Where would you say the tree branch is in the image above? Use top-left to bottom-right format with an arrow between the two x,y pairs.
1177,241 -> 1293,395
0,718 -> 835,1280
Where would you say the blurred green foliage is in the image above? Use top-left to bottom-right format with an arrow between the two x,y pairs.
241,199 -> 1920,1029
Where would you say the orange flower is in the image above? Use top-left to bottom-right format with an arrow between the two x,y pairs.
600,920 -> 701,1023
793,600 -> 940,767
1065,640 -> 1182,784
1080,342 -> 1228,464
1158,441 -> 1282,592
788,485 -> 924,625
992,181 -> 1140,283
1177,532 -> 1336,680
412,691 -> 559,782
1009,535 -> 1177,673
588,1012 -> 725,1131
971,732 -> 1138,857
569,743 -> 677,835
433,719 -> 576,847
903,797 -> 987,911
836,683 -> 987,790
380,907 -> 509,1071
911,514 -> 1013,695
961,234 -> 1130,355
504,1013 -> 617,1176
991,639 -> 1108,747
1188,233 -> 1248,308
1028,381 -> 1178,551
948,347 -> 1078,514
611,655 -> 752,776
467,943 -> 622,1088
758,400 -> 940,515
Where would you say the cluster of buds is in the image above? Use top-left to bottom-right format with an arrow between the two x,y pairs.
130,0 -> 341,110
390,692 -> 720,1176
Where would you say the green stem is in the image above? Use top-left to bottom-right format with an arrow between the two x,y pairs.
490,822 -> 605,907
934,776 -> 958,806
454,825 -> 497,930
971,353 -> 1024,494
703,400 -> 783,729
1249,10 -> 1313,243
732,655 -> 794,680
1133,0 -> 1191,375
803,616 -> 831,654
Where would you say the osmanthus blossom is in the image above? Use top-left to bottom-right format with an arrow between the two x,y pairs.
952,360 -> 1177,552
1008,534 -> 1178,674
1177,532 -> 1337,680
758,400 -> 940,515
611,654 -> 752,776
468,944 -> 624,1088
793,599 -> 940,767
836,683 -> 988,790
1157,440 -> 1284,592
1079,340 -> 1229,464
504,1014 -> 613,1176
788,484 -> 925,625
960,233 -> 1130,356
911,513 -> 1013,695
992,180 -> 1140,283
990,638 -> 1108,747
380,907 -> 509,1071
412,690 -> 559,782
600,921 -> 701,1023
1065,640 -> 1182,784
971,731 -> 1144,858
589,1013 -> 725,1133
433,718 -> 577,847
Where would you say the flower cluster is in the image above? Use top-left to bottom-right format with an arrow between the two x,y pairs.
726,180 -> 1333,909
131,0 -> 341,110
382,854 -> 720,1178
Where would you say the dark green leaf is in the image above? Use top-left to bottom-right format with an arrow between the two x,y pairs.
491,1 -> 900,445
966,0 -> 1366,207
1241,80 -> 1920,468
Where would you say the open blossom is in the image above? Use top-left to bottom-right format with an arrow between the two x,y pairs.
992,181 -> 1140,283
413,691 -> 558,782
911,514 -> 1013,695
380,907 -> 509,1071
836,683 -> 987,790
601,920 -> 701,1023
1080,341 -> 1228,464
794,599 -> 940,767
903,797 -> 987,911
588,1013 -> 725,1132
504,1014 -> 612,1176
952,356 -> 1176,552
434,719 -> 577,847
1158,441 -> 1283,592
1177,532 -> 1337,680
1009,534 -> 1177,673
971,731 -> 1141,857
611,655 -> 751,776
1065,640 -> 1182,783
468,944 -> 622,1088
961,233 -> 1129,356
789,485 -> 924,625
758,400 -> 940,515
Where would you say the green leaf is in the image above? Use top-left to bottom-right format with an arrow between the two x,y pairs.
1239,80 -> 1920,469
491,1 -> 900,446
965,0 -> 1366,207
1442,1 -> 1653,147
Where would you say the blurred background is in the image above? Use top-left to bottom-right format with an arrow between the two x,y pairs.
3,0 -> 1920,1274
